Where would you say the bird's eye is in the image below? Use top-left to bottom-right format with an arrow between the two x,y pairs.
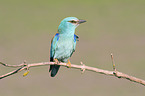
69,20 -> 77,23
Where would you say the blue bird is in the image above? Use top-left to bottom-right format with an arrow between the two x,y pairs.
49,17 -> 86,77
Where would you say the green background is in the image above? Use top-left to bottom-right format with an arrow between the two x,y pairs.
1,0 -> 145,96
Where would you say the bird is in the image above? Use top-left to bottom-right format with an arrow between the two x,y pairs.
49,17 -> 86,77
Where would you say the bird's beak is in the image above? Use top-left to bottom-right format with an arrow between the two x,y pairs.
78,20 -> 86,24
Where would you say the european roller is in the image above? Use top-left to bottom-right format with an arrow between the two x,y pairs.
49,17 -> 86,77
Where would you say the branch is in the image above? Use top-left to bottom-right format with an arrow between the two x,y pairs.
0,56 -> 145,86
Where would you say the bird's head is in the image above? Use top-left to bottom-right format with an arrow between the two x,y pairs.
58,17 -> 86,34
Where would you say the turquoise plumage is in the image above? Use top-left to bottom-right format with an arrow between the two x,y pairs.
49,17 -> 86,77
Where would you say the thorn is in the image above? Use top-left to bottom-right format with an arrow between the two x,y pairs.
24,60 -> 27,64
80,62 -> 85,74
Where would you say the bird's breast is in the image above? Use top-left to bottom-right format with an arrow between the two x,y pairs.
57,37 -> 74,51
54,37 -> 74,62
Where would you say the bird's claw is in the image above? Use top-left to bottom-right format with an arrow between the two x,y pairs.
54,59 -> 59,64
66,59 -> 71,68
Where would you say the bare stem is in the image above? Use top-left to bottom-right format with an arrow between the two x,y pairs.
0,59 -> 145,86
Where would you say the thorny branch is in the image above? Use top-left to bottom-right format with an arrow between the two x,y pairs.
0,54 -> 145,86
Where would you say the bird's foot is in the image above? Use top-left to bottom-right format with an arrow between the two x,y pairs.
66,59 -> 71,68
54,58 -> 59,64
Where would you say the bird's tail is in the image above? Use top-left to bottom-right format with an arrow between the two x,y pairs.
49,65 -> 60,77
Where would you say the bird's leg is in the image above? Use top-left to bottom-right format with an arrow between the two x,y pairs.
66,59 -> 71,68
54,58 -> 59,64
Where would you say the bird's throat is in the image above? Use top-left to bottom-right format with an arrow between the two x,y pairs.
58,28 -> 75,37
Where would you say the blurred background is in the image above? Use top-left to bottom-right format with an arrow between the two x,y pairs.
0,0 -> 145,96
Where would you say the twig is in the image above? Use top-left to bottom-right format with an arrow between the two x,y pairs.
111,53 -> 116,72
0,62 -> 26,68
0,67 -> 24,79
0,58 -> 145,86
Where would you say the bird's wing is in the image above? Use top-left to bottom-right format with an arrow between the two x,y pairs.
74,34 -> 79,50
70,34 -> 79,57
50,32 -> 59,61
